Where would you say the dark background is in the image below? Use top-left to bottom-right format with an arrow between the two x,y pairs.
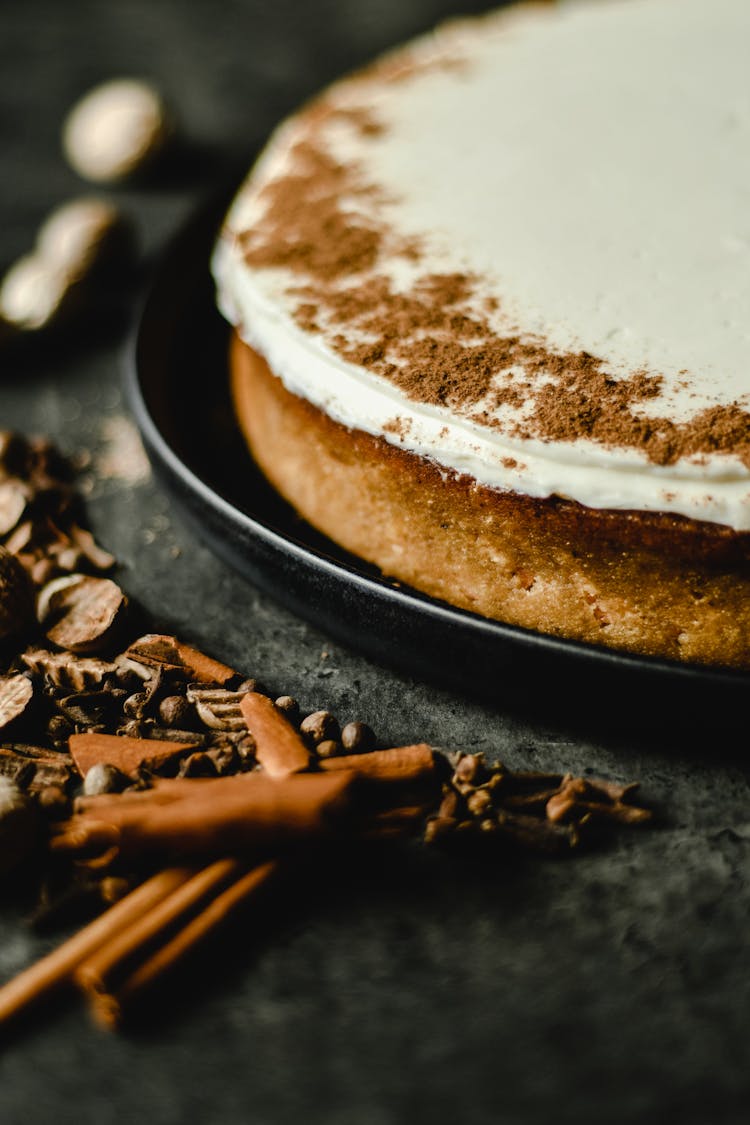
1,1 -> 749,1122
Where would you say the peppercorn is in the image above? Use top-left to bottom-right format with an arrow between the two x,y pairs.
158,694 -> 195,728
274,695 -> 300,724
315,739 -> 341,759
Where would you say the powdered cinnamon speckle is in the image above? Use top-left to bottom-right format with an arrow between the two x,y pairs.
231,93 -> 750,469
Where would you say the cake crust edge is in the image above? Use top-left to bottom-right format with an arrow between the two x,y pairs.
230,331 -> 750,669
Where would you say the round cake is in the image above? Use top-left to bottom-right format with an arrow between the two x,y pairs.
213,0 -> 750,669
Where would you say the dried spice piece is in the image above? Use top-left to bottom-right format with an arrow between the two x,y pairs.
0,749 -> 35,788
176,751 -> 218,778
300,710 -> 340,747
22,649 -> 117,692
423,753 -> 652,853
82,763 -> 129,797
340,721 -> 376,754
124,635 -> 239,686
157,695 -> 196,730
0,745 -> 73,793
50,771 -> 356,865
0,673 -> 34,731
274,695 -> 300,723
319,743 -> 437,784
69,732 -> 197,780
38,574 -> 127,653
546,776 -> 652,826
240,692 -> 311,778
186,686 -> 248,731
0,867 -> 193,1027
75,857 -> 248,1022
79,859 -> 280,1030
316,739 -> 341,759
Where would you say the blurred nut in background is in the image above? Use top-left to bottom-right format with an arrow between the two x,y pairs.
0,197 -> 133,335
62,78 -> 172,183
0,253 -> 74,331
36,197 -> 132,281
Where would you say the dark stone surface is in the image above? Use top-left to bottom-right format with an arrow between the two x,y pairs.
0,2 -> 748,1122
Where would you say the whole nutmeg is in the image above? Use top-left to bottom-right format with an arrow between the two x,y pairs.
62,79 -> 171,183
37,573 -> 127,653
0,545 -> 34,641
0,777 -> 38,878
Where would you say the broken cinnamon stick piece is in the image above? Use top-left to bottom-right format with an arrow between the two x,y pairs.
69,732 -> 195,779
0,867 -> 192,1029
240,692 -> 311,778
79,859 -> 281,1030
124,634 -> 239,685
319,744 -> 437,784
51,770 -> 356,864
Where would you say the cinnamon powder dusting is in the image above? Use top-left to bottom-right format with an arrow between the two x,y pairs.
233,95 -> 750,469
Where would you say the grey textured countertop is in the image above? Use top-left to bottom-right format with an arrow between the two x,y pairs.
0,2 -> 748,1123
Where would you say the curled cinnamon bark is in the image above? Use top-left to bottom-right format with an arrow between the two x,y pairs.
51,771 -> 356,865
0,867 -> 192,1028
77,859 -> 281,1029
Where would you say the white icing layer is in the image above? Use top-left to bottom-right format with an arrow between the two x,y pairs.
213,0 -> 750,531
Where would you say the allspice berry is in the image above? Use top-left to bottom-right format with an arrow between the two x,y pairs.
0,545 -> 34,641
300,710 -> 340,746
62,79 -> 171,183
315,739 -> 341,760
340,721 -> 375,754
274,695 -> 300,724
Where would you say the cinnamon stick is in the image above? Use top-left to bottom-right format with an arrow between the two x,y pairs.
0,867 -> 192,1029
69,732 -> 195,779
319,744 -> 437,784
78,859 -> 281,1029
51,770 -> 355,864
76,858 -> 243,998
240,692 -> 311,778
